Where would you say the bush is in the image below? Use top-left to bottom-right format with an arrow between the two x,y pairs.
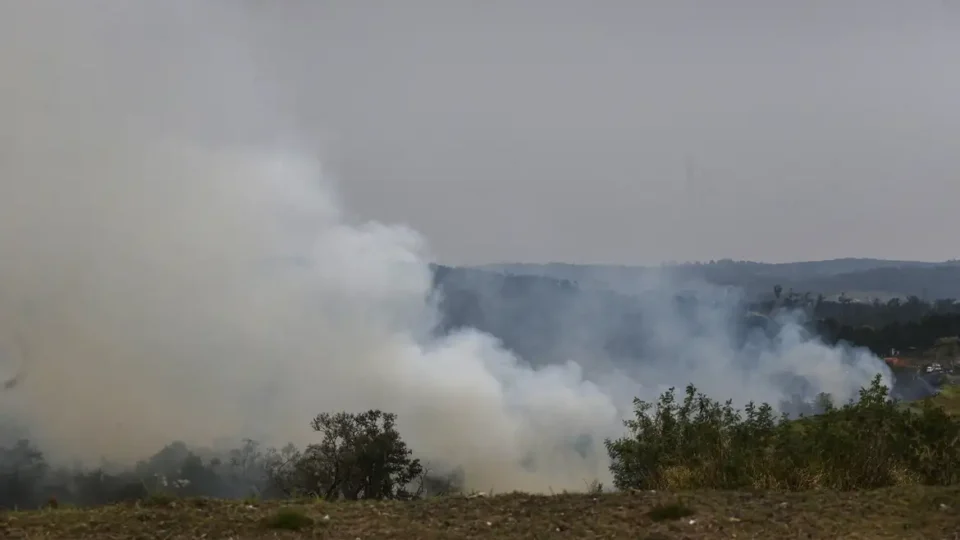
605,374 -> 960,491
262,508 -> 314,530
647,501 -> 696,522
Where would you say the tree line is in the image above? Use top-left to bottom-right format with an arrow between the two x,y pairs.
4,373 -> 960,509
3,288 -> 960,509
756,286 -> 960,357
0,410 -> 461,510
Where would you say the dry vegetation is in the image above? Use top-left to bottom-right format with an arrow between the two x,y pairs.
914,383 -> 960,416
3,487 -> 959,539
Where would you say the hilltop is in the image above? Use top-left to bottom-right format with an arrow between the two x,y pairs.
5,383 -> 960,539
4,486 -> 959,539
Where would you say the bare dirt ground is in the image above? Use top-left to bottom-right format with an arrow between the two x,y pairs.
3,485 -> 959,539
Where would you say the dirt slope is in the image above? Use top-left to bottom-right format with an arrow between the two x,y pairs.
3,486 -> 959,539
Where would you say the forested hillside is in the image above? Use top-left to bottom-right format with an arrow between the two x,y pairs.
433,264 -> 960,361
480,259 -> 960,300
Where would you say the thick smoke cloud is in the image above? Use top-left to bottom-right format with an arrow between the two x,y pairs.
0,1 -> 891,492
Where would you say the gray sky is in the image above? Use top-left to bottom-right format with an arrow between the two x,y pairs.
8,1 -> 960,265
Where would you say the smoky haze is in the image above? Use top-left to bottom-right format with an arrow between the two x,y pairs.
0,1 -> 892,492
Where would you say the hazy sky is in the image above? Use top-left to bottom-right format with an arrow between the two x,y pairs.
7,1 -> 960,265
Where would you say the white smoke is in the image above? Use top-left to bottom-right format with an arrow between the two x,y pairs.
0,1 -> 891,492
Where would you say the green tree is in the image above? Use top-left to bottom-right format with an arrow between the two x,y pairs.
271,410 -> 423,500
0,439 -> 48,508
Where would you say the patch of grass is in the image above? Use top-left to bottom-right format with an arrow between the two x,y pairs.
926,383 -> 960,415
140,493 -> 177,507
262,507 -> 314,531
647,501 -> 695,522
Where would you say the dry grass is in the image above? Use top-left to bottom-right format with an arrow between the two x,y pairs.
930,384 -> 960,415
902,383 -> 960,416
3,486 -> 959,539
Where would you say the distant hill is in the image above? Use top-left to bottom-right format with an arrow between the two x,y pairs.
428,262 -> 960,404
475,259 -> 960,301
429,264 -> 781,371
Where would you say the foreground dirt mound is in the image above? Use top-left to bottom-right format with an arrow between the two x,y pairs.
2,486 -> 958,539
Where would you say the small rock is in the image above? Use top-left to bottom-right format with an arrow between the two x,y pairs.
323,514 -> 331,520
728,517 -> 741,522
778,502 -> 788,508
688,519 -> 696,525
486,521 -> 492,526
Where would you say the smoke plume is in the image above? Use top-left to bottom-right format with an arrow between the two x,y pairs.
0,1 -> 891,492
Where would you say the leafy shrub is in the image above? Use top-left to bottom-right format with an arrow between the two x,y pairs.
262,507 -> 314,530
605,375 -> 960,491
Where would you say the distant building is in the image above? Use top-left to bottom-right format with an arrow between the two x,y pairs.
884,357 -> 910,368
